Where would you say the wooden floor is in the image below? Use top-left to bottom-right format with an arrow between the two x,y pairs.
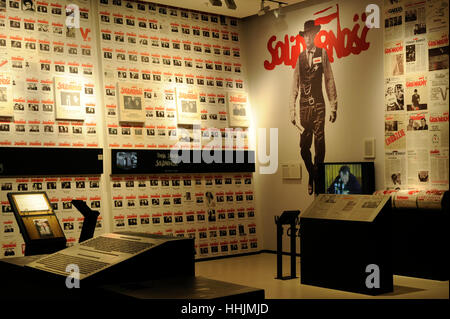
195,253 -> 449,299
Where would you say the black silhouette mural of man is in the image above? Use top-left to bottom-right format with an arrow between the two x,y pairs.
290,20 -> 338,195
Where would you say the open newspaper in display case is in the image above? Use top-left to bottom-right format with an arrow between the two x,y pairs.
7,192 -> 66,255
301,194 -> 391,222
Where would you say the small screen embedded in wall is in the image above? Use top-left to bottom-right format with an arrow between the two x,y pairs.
116,152 -> 138,170
316,162 -> 375,195
325,164 -> 363,194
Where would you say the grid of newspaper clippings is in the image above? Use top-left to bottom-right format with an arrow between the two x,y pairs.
384,0 -> 449,191
109,173 -> 257,258
0,0 -> 101,148
0,1 -> 257,260
99,0 -> 250,150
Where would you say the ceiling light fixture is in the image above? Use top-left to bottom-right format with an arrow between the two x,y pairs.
273,3 -> 284,18
258,0 -> 271,16
258,0 -> 288,17
209,0 -> 222,7
273,8 -> 280,18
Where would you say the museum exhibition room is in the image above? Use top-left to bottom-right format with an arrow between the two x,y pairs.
0,0 -> 448,309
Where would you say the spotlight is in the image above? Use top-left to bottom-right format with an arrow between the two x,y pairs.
273,8 -> 279,18
273,3 -> 284,18
224,0 -> 237,10
258,0 -> 270,16
209,0 -> 222,6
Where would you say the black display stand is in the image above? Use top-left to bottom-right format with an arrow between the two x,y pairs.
71,200 -> 100,243
300,195 -> 393,295
275,210 -> 300,280
392,197 -> 449,280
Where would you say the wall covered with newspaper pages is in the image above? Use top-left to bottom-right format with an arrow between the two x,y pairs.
383,0 -> 449,193
0,0 -> 106,258
0,0 -> 257,259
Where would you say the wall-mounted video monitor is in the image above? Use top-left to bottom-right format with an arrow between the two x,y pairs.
7,192 -> 66,255
116,151 -> 138,170
315,162 -> 375,195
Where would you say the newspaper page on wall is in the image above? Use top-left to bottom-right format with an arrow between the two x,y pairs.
0,72 -> 12,117
117,82 -> 145,123
384,0 -> 404,41
428,31 -> 449,71
407,148 -> 430,188
176,87 -> 200,125
385,77 -> 405,111
405,37 -> 427,73
301,194 -> 391,222
385,150 -> 407,189
429,110 -> 449,149
406,112 -> 429,148
54,77 -> 85,121
385,113 -> 407,150
404,1 -> 427,38
429,148 -> 449,188
405,74 -> 428,111
227,91 -> 249,128
429,70 -> 449,109
384,41 -> 405,77
426,0 -> 449,33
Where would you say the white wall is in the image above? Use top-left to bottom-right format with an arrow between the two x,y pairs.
241,0 -> 385,252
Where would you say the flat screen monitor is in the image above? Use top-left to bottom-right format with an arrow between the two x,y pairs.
7,192 -> 66,255
316,162 -> 375,195
116,151 -> 138,170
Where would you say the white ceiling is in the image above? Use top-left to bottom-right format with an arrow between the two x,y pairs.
141,0 -> 305,18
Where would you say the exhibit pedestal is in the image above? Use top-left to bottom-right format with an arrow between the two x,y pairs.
392,208 -> 449,280
300,195 -> 393,295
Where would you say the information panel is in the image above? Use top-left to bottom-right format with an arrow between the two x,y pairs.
301,194 -> 391,222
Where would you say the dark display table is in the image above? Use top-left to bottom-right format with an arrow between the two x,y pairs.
300,194 -> 393,295
392,208 -> 449,280
0,231 -> 264,300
